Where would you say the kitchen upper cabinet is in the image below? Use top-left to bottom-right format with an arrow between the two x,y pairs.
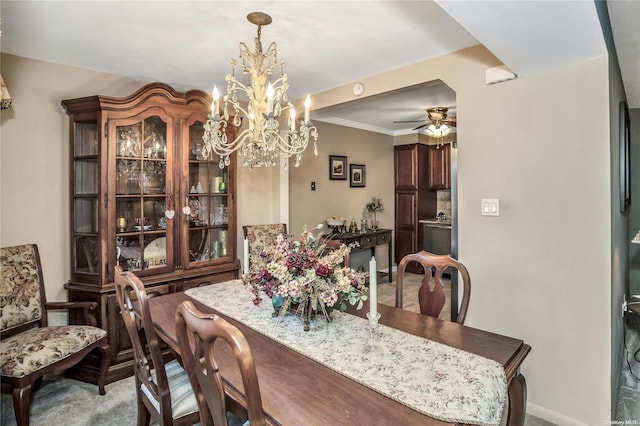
428,143 -> 451,190
62,83 -> 240,384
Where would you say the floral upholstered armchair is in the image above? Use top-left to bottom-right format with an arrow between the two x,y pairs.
0,244 -> 110,426
242,223 -> 288,269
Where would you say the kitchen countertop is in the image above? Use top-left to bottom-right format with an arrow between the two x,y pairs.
419,218 -> 452,228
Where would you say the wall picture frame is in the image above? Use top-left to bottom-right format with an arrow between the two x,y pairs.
329,155 -> 347,180
620,100 -> 631,213
349,164 -> 366,187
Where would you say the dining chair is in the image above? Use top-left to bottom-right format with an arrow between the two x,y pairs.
242,223 -> 287,268
0,244 -> 110,426
175,300 -> 267,426
113,266 -> 199,426
395,250 -> 471,324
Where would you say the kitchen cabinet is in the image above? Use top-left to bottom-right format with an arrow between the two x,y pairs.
394,144 -> 436,273
428,143 -> 451,190
62,83 -> 240,384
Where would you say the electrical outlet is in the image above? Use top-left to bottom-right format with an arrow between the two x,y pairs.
311,181 -> 316,191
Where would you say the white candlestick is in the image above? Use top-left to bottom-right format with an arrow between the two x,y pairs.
304,94 -> 311,123
243,238 -> 250,274
212,86 -> 220,115
266,83 -> 274,115
369,256 -> 377,321
289,107 -> 296,131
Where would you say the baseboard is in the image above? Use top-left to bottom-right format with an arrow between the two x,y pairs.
527,402 -> 589,426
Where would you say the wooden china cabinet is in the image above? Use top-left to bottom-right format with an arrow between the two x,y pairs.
62,83 -> 240,384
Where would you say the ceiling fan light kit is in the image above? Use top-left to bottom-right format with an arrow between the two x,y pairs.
393,105 -> 456,137
424,123 -> 452,138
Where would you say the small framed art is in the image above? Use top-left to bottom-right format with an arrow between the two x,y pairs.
349,164 -> 366,188
329,155 -> 347,180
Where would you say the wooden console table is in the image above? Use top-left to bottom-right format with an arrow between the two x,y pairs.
327,228 -> 393,282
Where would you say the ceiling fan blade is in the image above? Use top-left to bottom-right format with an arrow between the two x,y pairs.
412,123 -> 428,130
393,120 -> 427,124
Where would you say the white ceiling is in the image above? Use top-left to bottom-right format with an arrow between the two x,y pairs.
1,1 -> 636,136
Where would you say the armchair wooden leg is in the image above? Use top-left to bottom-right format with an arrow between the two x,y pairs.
12,385 -> 33,426
97,343 -> 111,395
506,373 -> 527,426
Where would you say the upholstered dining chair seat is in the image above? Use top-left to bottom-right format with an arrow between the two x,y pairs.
144,359 -> 199,420
0,325 -> 106,377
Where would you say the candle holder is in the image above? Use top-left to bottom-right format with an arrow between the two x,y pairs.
364,312 -> 383,354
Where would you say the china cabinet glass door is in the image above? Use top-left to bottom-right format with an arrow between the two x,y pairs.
186,120 -> 232,266
73,121 -> 100,276
114,114 -> 173,275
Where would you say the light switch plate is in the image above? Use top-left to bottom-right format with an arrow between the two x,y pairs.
481,199 -> 500,216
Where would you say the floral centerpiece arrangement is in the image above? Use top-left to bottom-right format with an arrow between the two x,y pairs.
242,225 -> 368,331
366,196 -> 384,229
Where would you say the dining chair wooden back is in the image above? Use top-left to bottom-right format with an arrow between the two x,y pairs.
395,250 -> 471,324
1,244 -> 110,426
175,300 -> 266,426
113,266 -> 199,426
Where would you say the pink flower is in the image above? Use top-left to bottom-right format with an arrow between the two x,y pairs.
286,253 -> 303,269
315,264 -> 332,277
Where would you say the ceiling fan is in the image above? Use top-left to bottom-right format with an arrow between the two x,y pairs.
394,106 -> 457,132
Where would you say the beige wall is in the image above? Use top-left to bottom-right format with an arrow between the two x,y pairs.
289,121 -> 395,271
308,46 -> 613,424
1,44 -> 619,424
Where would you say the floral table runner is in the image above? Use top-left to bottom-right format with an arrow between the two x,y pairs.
185,280 -> 506,425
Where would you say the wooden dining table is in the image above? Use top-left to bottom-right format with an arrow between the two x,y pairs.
148,289 -> 530,426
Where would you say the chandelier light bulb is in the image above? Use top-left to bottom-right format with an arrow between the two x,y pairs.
212,85 -> 220,115
266,83 -> 274,115
290,107 -> 296,131
305,95 -> 311,123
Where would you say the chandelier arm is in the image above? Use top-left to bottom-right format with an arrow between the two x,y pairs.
222,128 -> 256,152
272,124 -> 317,155
224,100 -> 250,120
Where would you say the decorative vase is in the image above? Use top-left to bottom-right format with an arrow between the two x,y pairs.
272,295 -> 332,331
371,212 -> 380,230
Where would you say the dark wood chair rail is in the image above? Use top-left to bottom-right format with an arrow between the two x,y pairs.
149,291 -> 530,426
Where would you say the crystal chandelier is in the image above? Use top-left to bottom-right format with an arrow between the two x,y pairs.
202,12 -> 318,169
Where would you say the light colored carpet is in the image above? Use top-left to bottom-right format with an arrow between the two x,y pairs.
1,373 -> 137,426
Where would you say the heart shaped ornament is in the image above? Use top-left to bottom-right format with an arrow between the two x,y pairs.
182,206 -> 191,216
165,209 -> 175,219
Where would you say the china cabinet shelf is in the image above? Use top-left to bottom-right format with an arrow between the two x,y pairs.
62,82 -> 240,384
